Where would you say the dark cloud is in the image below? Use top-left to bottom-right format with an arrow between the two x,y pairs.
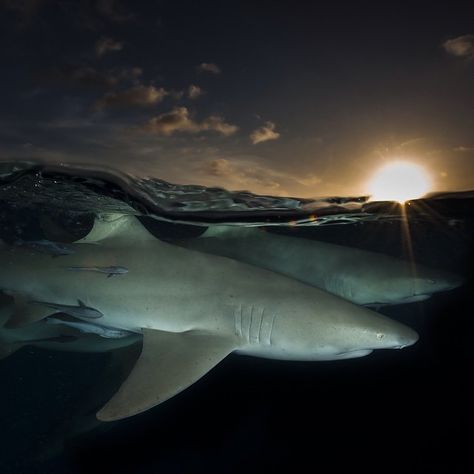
442,34 -> 474,58
95,36 -> 124,57
95,84 -> 168,109
115,67 -> 143,83
143,107 -> 238,136
187,84 -> 204,99
250,121 -> 280,144
197,62 -> 221,74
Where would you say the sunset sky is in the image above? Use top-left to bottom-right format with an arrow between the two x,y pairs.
0,1 -> 472,197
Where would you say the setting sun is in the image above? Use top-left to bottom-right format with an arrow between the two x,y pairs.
366,161 -> 432,203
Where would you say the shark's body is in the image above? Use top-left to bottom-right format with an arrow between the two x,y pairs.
177,226 -> 462,306
0,214 -> 418,421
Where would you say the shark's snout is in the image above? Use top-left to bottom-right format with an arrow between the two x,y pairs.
415,270 -> 464,295
369,318 -> 419,351
394,326 -> 419,349
441,272 -> 464,291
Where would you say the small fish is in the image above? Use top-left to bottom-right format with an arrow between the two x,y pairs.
32,299 -> 103,319
15,239 -> 75,257
65,266 -> 129,277
46,316 -> 132,339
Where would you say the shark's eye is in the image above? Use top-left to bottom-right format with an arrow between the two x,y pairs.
376,333 -> 385,340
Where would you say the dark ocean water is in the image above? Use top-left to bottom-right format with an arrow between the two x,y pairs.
0,162 -> 472,473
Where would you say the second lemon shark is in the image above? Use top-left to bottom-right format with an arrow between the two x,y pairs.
177,226 -> 462,306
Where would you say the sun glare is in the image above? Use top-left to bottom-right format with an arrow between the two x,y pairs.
366,161 -> 432,203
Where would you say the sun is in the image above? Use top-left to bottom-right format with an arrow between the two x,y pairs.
366,161 -> 432,203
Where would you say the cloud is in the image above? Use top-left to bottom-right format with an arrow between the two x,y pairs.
197,63 -> 221,74
96,0 -> 134,22
442,34 -> 474,58
143,107 -> 238,136
115,67 -> 143,83
200,158 -> 282,191
250,121 -> 280,144
95,85 -> 168,109
188,84 -> 204,99
195,157 -> 322,194
453,145 -> 474,152
96,37 -> 124,57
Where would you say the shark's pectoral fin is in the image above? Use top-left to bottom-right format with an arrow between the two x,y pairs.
96,328 -> 237,422
3,293 -> 53,329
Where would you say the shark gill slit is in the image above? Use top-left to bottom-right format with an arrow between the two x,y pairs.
248,305 -> 253,343
234,303 -> 243,338
257,307 -> 264,344
234,303 -> 274,345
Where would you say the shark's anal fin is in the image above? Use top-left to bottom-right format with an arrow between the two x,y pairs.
96,329 -> 237,421
3,292 -> 53,329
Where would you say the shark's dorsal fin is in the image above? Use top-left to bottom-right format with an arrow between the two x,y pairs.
75,213 -> 156,246
96,329 -> 237,421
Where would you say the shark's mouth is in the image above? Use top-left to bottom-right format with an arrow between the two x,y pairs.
402,294 -> 431,303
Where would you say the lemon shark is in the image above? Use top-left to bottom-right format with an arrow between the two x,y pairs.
0,214 -> 418,421
177,226 -> 462,306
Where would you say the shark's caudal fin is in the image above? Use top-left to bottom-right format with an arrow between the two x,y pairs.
75,213 -> 157,246
96,329 -> 237,421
